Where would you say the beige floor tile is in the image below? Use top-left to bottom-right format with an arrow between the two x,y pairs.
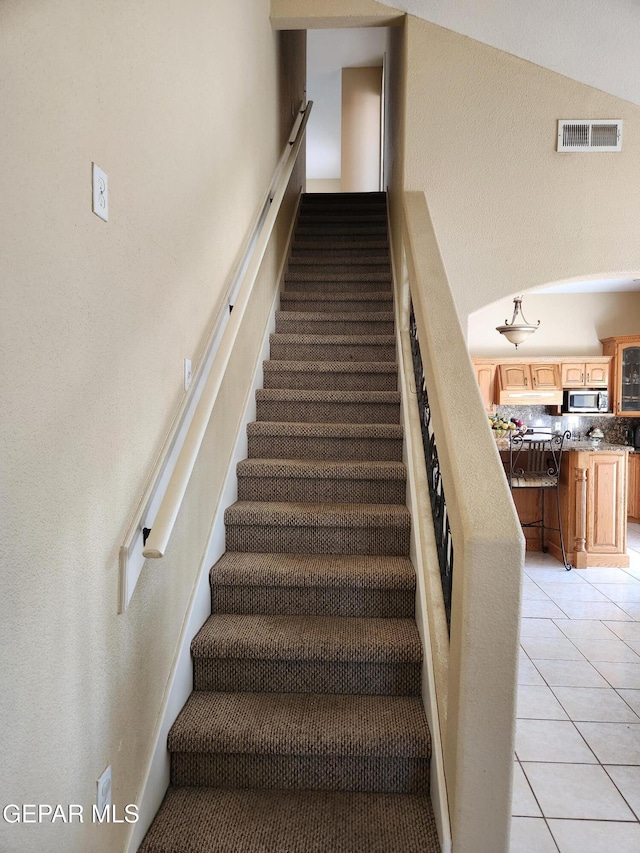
617,689 -> 640,716
520,636 -> 584,661
512,761 -> 541,817
522,761 -> 634,820
554,600 -> 633,621
571,638 -> 640,663
575,721 -> 640,764
510,817 -> 558,853
538,582 -> 609,602
594,583 -> 640,603
522,585 -> 551,600
592,661 -> 640,689
620,602 -> 640,619
548,818 -> 640,853
532,658 -> 609,688
515,719 -> 597,763
551,686 -> 640,723
604,621 -> 640,641
518,657 -> 545,686
517,685 -> 569,720
522,599 -> 571,619
578,568 -> 640,583
524,567 -> 587,583
520,618 -> 567,638
627,639 -> 640,656
554,619 -> 617,640
605,765 -> 640,818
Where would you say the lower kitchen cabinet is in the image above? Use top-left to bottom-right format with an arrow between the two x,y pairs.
505,448 -> 629,568
628,453 -> 640,520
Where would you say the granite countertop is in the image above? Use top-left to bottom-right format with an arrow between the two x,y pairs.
564,439 -> 631,453
495,436 -> 632,453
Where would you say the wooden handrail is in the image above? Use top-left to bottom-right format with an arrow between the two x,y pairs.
118,102 -> 311,607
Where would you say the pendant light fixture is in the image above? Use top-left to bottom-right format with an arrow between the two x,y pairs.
496,296 -> 540,349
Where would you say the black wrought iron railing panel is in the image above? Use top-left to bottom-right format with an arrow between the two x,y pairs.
409,301 -> 453,631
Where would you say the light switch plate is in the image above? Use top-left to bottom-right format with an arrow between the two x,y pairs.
96,765 -> 112,811
92,163 -> 109,222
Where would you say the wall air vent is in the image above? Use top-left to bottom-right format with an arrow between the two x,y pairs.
557,120 -> 622,152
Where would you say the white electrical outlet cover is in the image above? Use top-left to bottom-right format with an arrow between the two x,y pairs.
97,765 -> 112,811
92,163 -> 109,222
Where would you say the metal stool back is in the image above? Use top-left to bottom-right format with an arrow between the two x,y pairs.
507,429 -> 572,571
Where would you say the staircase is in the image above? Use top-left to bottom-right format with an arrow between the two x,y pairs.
139,193 -> 440,852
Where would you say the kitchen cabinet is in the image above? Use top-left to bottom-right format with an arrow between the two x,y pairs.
561,361 -> 609,388
506,447 -> 629,568
629,453 -> 640,520
473,361 -> 496,412
601,335 -> 640,416
496,362 -> 562,405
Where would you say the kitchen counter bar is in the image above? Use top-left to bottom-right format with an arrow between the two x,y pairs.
499,443 -> 629,568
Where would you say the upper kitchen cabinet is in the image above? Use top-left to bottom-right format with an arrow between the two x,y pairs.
472,360 -> 497,412
496,362 -> 562,405
561,359 -> 610,388
601,336 -> 640,416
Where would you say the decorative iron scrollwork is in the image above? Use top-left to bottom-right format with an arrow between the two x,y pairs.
409,302 -> 453,631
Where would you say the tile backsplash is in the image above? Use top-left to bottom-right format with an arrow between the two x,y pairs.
494,405 -> 636,446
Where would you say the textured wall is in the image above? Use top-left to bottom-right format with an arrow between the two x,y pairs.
403,17 -> 640,321
0,3 -> 304,851
469,292 -> 640,357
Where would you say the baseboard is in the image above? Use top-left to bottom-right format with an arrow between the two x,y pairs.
124,285 -> 281,853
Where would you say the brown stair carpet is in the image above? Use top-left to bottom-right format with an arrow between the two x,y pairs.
139,192 -> 440,852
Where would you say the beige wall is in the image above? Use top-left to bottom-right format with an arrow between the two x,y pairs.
0,3 -> 304,851
341,66 -> 383,191
469,291 -> 640,357
403,17 -> 640,322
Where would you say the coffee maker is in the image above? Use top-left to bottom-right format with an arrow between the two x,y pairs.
634,425 -> 640,449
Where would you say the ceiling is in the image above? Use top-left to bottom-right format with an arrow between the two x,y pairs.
534,277 -> 640,294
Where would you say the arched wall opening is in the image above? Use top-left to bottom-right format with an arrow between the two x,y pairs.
467,275 -> 640,358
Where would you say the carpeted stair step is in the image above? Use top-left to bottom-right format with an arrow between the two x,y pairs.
298,211 -> 387,224
275,311 -> 394,336
246,421 -> 404,461
269,334 -> 395,362
279,292 -> 393,314
236,458 -> 406,504
255,389 -> 400,424
168,691 -> 430,792
224,500 -> 411,555
283,278 -> 392,294
138,787 -> 440,853
292,238 -> 389,251
291,244 -> 389,258
287,262 -> 390,277
190,613 -> 421,694
262,360 -> 398,391
209,552 -> 416,617
285,268 -> 391,283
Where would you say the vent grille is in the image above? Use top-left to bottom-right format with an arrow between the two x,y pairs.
558,120 -> 622,152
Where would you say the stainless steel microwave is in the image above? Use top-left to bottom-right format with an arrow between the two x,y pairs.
564,388 -> 609,413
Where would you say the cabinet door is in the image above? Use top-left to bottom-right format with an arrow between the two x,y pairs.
530,363 -> 561,390
620,346 -> 640,414
498,364 -> 531,390
586,453 -> 627,554
629,454 -> 640,519
474,363 -> 496,411
585,363 -> 608,387
562,363 -> 585,387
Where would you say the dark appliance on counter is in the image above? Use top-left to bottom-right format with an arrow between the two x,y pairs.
563,388 -> 608,413
634,425 -> 640,449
